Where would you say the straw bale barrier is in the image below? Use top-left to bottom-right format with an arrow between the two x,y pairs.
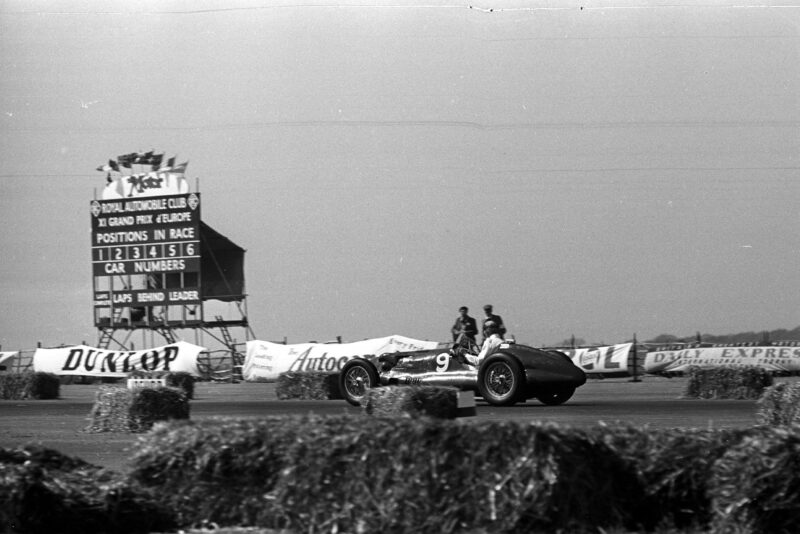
0,371 -> 60,400
126,416 -> 800,533
128,416 -> 647,532
275,371 -> 342,400
85,384 -> 189,433
127,370 -> 195,399
756,381 -> 800,426
590,425 -> 767,531
710,426 -> 800,534
684,366 -> 773,399
362,385 -> 460,419
0,409 -> 789,533
0,445 -> 175,533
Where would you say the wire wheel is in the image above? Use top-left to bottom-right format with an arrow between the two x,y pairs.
478,354 -> 523,406
339,360 -> 379,406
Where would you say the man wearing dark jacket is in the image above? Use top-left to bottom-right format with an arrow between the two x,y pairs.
482,304 -> 506,340
451,306 -> 478,343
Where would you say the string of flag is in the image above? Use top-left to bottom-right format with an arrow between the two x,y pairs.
95,152 -> 187,175
95,151 -> 190,199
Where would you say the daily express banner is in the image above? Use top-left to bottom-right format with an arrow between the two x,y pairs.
243,335 -> 445,382
644,345 -> 800,374
33,341 -> 205,377
560,343 -> 633,376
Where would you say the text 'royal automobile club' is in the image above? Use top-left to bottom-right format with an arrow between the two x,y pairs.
98,196 -> 192,214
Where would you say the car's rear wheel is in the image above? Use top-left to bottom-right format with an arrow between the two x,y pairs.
477,354 -> 523,406
339,359 -> 380,406
535,387 -> 575,406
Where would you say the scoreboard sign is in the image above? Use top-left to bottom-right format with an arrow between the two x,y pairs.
90,193 -> 201,277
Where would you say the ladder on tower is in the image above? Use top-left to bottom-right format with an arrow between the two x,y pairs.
156,326 -> 177,344
216,315 -> 244,366
98,308 -> 123,349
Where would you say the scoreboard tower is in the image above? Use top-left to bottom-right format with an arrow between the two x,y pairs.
90,167 -> 252,361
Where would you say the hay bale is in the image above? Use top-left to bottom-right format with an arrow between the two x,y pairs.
756,381 -> 800,426
0,372 -> 60,400
275,371 -> 342,400
129,386 -> 190,431
25,372 -> 60,399
128,419 -> 295,527
85,385 -> 135,433
684,366 -> 773,399
591,425 -> 758,531
128,416 -> 645,533
0,445 -> 175,533
710,426 -> 800,534
86,385 -> 189,433
362,385 -> 459,419
0,373 -> 28,399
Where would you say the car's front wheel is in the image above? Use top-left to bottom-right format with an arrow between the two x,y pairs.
339,359 -> 380,406
477,354 -> 523,406
535,388 -> 575,406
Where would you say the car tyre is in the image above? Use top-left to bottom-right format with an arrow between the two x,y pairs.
339,359 -> 380,406
535,388 -> 575,406
477,354 -> 523,406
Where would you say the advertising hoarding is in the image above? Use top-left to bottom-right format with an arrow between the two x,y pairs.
644,345 -> 800,374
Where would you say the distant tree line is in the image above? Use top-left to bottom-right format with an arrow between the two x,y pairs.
555,325 -> 800,348
645,325 -> 800,345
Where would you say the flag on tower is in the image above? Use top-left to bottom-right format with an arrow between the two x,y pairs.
170,161 -> 189,174
150,153 -> 163,169
134,151 -> 154,165
118,153 -> 135,168
160,156 -> 176,170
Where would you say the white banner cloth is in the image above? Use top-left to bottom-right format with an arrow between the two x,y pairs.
243,335 -> 443,382
644,345 -> 800,374
101,172 -> 189,200
0,351 -> 18,369
560,343 -> 633,375
33,341 -> 206,377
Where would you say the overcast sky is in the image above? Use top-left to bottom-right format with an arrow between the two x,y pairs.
1,0 -> 798,351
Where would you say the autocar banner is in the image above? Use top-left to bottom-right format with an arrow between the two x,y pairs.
32,341 -> 206,377
559,343 -> 634,376
644,345 -> 800,374
243,335 -> 446,382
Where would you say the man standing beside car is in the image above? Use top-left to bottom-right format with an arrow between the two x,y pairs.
451,306 -> 478,343
482,304 -> 506,341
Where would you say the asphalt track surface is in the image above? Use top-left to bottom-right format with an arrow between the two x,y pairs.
1,376 -> 784,473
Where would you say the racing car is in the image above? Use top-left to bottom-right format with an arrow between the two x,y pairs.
338,336 -> 587,407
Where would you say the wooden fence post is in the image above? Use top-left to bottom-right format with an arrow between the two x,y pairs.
630,333 -> 641,382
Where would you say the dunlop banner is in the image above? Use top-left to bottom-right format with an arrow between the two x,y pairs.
560,343 -> 634,376
32,341 -> 205,377
242,335 -> 445,382
644,345 -> 800,374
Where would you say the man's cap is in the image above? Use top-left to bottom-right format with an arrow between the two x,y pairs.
485,320 -> 497,328
483,304 -> 493,311
459,306 -> 468,312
